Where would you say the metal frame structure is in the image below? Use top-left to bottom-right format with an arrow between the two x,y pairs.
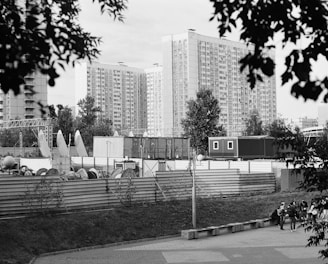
0,118 -> 54,148
301,126 -> 325,145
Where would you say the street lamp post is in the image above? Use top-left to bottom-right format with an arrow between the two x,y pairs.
192,151 -> 204,229
106,141 -> 110,177
192,150 -> 197,229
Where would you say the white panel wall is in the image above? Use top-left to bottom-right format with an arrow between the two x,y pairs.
93,137 -> 124,158
228,161 -> 250,172
249,161 -> 273,172
175,160 -> 191,170
210,161 -> 230,169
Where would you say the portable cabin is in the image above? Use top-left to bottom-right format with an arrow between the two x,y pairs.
93,136 -> 190,159
208,135 -> 275,160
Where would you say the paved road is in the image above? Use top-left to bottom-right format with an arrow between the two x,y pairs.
34,226 -> 325,264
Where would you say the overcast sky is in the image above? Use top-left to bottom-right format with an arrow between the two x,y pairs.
49,0 -> 327,120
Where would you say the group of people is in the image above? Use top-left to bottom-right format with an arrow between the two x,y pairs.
272,197 -> 328,231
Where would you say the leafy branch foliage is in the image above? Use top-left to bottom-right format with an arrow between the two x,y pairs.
0,127 -> 36,148
210,0 -> 328,101
266,118 -> 307,159
0,0 -> 127,95
22,176 -> 64,215
109,170 -> 137,207
181,89 -> 225,155
75,96 -> 113,152
287,124 -> 328,260
243,109 -> 264,136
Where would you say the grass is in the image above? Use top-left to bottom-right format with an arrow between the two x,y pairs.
0,191 -> 320,264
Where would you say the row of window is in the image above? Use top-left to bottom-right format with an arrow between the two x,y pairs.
212,140 -> 234,150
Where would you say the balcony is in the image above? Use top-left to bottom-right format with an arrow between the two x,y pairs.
25,106 -> 34,111
24,73 -> 35,80
24,84 -> 34,91
25,114 -> 35,119
25,97 -> 34,103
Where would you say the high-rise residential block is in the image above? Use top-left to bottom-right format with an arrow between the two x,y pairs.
298,116 -> 318,129
75,62 -> 147,133
0,71 -> 48,121
318,103 -> 328,127
162,31 -> 277,136
145,65 -> 163,136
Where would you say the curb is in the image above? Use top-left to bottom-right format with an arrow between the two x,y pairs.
29,234 -> 180,264
181,217 -> 276,239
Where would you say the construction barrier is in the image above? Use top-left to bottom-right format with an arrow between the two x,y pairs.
0,169 -> 276,217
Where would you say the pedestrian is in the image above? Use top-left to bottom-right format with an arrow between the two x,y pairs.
270,206 -> 280,225
277,201 -> 286,230
321,197 -> 328,221
299,200 -> 308,221
287,201 -> 298,232
308,200 -> 318,224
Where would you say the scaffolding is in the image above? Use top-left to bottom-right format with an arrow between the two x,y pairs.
0,118 -> 54,148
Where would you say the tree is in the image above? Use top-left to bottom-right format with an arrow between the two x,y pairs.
93,118 -> 114,137
77,96 -> 101,128
22,128 -> 38,147
298,126 -> 328,192
283,123 -> 328,259
57,106 -> 74,144
0,0 -> 127,95
292,126 -> 308,160
266,119 -> 291,139
75,96 -> 102,151
313,126 -> 328,162
47,105 -> 58,119
181,89 -> 226,155
243,109 -> 264,136
0,129 -> 18,147
266,119 -> 294,158
266,119 -> 308,159
210,0 -> 328,101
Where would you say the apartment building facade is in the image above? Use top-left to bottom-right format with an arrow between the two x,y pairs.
0,71 -> 48,122
145,65 -> 163,136
162,31 -> 277,136
298,117 -> 318,129
75,62 -> 147,134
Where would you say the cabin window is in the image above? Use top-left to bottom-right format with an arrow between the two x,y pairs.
227,141 -> 233,150
213,141 -> 219,150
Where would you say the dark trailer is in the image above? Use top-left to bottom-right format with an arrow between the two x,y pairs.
208,135 -> 275,160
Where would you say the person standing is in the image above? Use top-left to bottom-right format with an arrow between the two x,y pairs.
277,202 -> 286,230
321,197 -> 328,221
299,200 -> 308,221
288,201 -> 298,232
308,200 -> 318,224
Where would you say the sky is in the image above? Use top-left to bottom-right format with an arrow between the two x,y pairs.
49,0 -> 328,121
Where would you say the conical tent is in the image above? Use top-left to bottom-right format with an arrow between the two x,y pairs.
57,130 -> 69,157
74,130 -> 88,157
38,130 -> 51,158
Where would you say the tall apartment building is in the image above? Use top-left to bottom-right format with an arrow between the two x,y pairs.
145,65 -> 163,136
318,103 -> 328,127
75,62 -> 147,133
298,117 -> 318,129
162,31 -> 276,136
0,71 -> 48,121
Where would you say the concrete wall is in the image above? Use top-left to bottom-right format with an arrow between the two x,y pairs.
280,169 -> 304,192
